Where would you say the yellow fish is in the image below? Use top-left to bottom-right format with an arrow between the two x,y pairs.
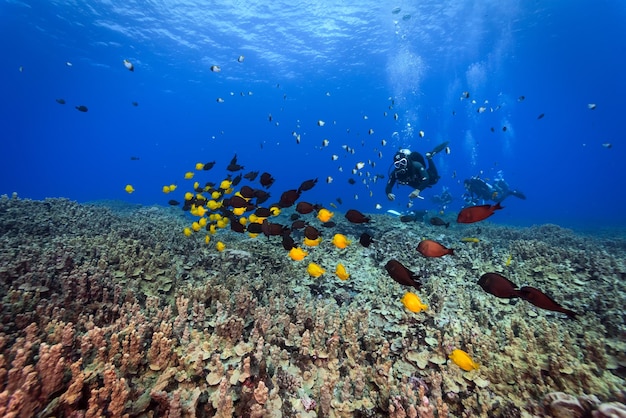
183,227 -> 192,237
303,237 -> 322,247
125,184 -> 135,194
270,206 -> 281,216
449,349 -> 479,371
505,254 -> 512,267
307,262 -> 325,278
184,172 -> 194,180
191,221 -> 201,232
204,235 -> 210,244
400,292 -> 428,313
184,192 -> 194,201
162,185 -> 171,193
216,241 -> 226,252
195,162 -> 204,170
219,179 -> 232,190
332,233 -> 351,249
169,184 -> 177,192
461,237 -> 480,243
233,207 -> 246,216
317,208 -> 334,223
335,263 -> 350,280
288,247 -> 308,261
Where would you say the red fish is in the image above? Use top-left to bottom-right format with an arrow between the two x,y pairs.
385,259 -> 421,289
457,202 -> 503,224
478,273 -> 522,298
416,239 -> 454,257
345,209 -> 371,224
519,286 -> 577,319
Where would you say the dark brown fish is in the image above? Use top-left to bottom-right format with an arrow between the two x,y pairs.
278,189 -> 301,208
345,209 -> 371,224
519,286 -> 577,319
261,220 -> 286,237
239,185 -> 255,199
384,259 -> 421,289
247,223 -> 263,234
429,217 -> 450,228
260,172 -> 275,188
75,105 -> 88,112
416,239 -> 454,257
168,200 -> 180,206
254,190 -> 271,204
296,202 -> 315,214
457,202 -> 503,224
243,171 -> 259,181
203,161 -> 216,170
321,221 -> 336,228
230,220 -> 245,233
478,273 -> 521,299
231,173 -> 243,186
537,113 -> 545,120
281,232 -> 296,250
291,220 -> 307,230
304,225 -> 321,240
359,232 -> 374,247
226,154 -> 244,172
298,178 -> 318,192
255,207 -> 272,217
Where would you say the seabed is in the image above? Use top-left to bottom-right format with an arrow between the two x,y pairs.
0,196 -> 624,417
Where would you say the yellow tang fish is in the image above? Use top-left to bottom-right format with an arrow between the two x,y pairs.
505,254 -> 512,267
124,184 -> 135,194
461,237 -> 480,243
183,227 -> 192,237
331,233 -> 351,249
317,208 -> 334,223
216,241 -> 226,252
162,185 -> 171,194
400,292 -> 428,313
184,172 -> 194,179
288,247 -> 308,261
449,349 -> 479,371
303,237 -> 322,247
307,262 -> 325,278
335,263 -> 350,280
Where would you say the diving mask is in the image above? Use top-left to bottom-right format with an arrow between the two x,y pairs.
394,158 -> 408,169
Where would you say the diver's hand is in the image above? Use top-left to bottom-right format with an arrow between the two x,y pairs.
387,193 -> 395,201
409,189 -> 423,199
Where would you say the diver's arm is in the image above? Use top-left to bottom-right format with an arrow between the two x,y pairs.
385,173 -> 396,195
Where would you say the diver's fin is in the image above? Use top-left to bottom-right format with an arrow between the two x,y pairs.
426,141 -> 449,158
509,190 -> 526,200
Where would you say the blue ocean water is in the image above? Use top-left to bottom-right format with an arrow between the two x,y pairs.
1,0 -> 625,230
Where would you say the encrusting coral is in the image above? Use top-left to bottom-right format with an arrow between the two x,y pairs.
0,196 -> 625,417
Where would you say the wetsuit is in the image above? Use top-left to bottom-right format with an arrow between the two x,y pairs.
385,152 -> 440,195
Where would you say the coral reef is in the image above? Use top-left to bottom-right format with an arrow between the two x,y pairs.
0,196 -> 625,417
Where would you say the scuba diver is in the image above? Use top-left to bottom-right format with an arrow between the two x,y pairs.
386,142 -> 449,202
463,171 -> 526,205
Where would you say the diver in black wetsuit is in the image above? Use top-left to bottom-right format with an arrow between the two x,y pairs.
463,173 -> 526,206
385,142 -> 448,202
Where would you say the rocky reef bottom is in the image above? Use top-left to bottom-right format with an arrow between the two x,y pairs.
0,196 -> 625,417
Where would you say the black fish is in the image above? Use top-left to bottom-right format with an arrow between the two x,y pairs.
359,232 -> 374,247
278,189 -> 300,208
55,98 -> 66,105
255,207 -> 272,217
132,101 -> 139,107
254,190 -> 271,205
261,220 -> 286,237
239,185 -> 255,199
168,200 -> 180,206
296,202 -> 315,214
231,173 -> 243,186
281,233 -> 296,251
298,178 -> 318,192
130,156 -> 140,161
291,220 -> 306,230
260,172 -> 275,188
244,171 -> 259,181
321,221 -> 336,228
345,209 -> 370,224
247,223 -> 263,234
348,178 -> 356,185
399,214 -> 416,223
304,225 -> 321,240
537,113 -> 545,120
429,217 -> 450,228
385,259 -> 421,289
75,105 -> 88,112
203,161 -> 216,170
